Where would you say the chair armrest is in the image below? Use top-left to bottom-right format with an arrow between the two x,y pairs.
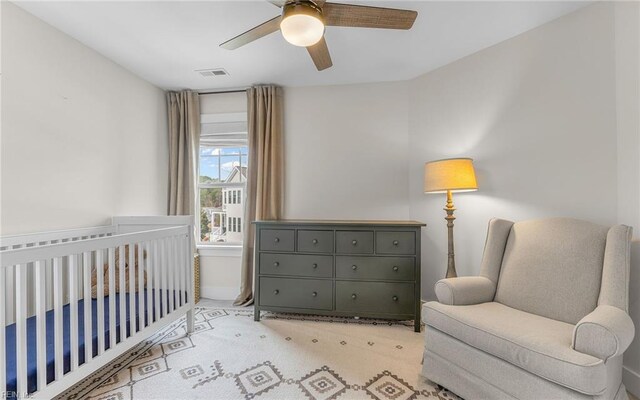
434,276 -> 495,306
572,305 -> 635,360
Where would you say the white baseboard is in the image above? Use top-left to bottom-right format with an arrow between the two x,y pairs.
624,366 -> 640,398
201,286 -> 239,301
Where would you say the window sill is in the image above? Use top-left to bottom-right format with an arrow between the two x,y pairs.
197,245 -> 243,257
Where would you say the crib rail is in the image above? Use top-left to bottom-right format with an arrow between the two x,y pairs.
1,221 -> 194,399
0,225 -> 116,250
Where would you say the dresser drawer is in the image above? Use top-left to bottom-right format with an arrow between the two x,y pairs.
336,231 -> 374,254
260,229 -> 295,252
297,230 -> 334,253
376,231 -> 416,255
260,253 -> 333,278
335,281 -> 414,315
336,256 -> 415,281
259,277 -> 332,310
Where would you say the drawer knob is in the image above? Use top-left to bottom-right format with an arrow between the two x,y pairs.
312,263 -> 318,269
352,240 -> 358,245
274,289 -> 280,295
274,262 -> 280,267
312,239 -> 318,244
312,291 -> 318,297
351,293 -> 357,299
393,266 -> 399,272
393,240 -> 399,246
392,295 -> 399,302
352,265 -> 358,270
274,237 -> 280,243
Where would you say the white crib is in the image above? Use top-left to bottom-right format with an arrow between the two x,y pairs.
0,216 -> 195,399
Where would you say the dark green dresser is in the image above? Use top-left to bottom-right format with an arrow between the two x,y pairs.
253,220 -> 426,332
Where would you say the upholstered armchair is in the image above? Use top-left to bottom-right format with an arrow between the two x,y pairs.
422,218 -> 635,400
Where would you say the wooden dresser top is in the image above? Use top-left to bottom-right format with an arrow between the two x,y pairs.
253,219 -> 426,227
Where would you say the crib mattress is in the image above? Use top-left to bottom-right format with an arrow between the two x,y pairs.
4,289 -> 183,395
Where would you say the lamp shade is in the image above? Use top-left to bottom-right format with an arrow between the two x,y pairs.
424,158 -> 478,193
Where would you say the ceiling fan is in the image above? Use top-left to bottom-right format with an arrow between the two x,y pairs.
220,0 -> 418,71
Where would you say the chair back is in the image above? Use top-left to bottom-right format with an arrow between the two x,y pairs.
494,218 -> 611,324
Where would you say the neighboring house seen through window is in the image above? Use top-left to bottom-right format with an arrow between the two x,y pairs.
198,112 -> 247,245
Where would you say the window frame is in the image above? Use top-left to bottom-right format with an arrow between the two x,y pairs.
197,112 -> 248,252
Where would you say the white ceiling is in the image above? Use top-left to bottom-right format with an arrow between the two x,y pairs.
15,1 -> 590,90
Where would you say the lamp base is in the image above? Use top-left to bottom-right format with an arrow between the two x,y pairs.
444,190 -> 457,278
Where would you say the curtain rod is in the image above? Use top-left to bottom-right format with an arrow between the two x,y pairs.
198,89 -> 247,95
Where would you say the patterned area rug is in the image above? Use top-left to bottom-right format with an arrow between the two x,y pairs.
59,307 -> 461,400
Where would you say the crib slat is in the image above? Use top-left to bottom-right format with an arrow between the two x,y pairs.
137,243 -> 144,331
16,264 -> 28,395
45,242 -> 54,315
175,237 -> 180,308
53,257 -> 64,380
161,239 -> 167,317
180,236 -> 186,306
167,236 -> 179,311
174,237 -> 180,309
166,238 -> 172,313
168,238 -> 173,311
129,243 -> 136,336
96,250 -> 105,355
154,240 -> 161,322
69,254 -> 79,371
6,259 -> 15,325
108,247 -> 116,349
146,241 -> 154,326
175,237 -> 182,308
185,236 -> 190,306
172,236 -> 178,309
160,238 -> 169,317
183,236 -> 188,307
177,236 -> 186,305
0,266 -> 5,394
83,251 -> 93,363
178,238 -> 184,306
188,235 -> 194,309
118,245 -> 126,342
35,260 -> 47,390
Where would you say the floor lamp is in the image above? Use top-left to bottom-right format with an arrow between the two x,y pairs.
424,158 -> 478,278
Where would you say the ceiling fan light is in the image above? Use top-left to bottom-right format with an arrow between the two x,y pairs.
280,2 -> 325,47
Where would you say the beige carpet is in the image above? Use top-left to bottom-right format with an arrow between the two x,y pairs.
59,307 -> 460,400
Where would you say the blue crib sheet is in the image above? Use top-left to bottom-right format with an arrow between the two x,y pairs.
4,289 -> 183,395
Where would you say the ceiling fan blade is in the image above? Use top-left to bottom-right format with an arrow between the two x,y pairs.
307,37 -> 333,71
267,0 -> 286,7
323,3 -> 417,30
220,16 -> 282,50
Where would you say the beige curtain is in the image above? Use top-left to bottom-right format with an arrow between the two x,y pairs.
167,91 -> 200,216
234,86 -> 284,306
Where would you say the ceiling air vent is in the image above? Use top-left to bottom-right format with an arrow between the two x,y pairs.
196,68 -> 229,77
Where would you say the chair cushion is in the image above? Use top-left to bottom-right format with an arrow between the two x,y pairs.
423,301 -> 607,395
495,218 -> 608,325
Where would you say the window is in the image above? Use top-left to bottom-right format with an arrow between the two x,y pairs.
198,112 -> 248,245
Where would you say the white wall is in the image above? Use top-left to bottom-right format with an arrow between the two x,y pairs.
614,1 -> 640,395
407,2 -> 640,394
1,2 -> 167,235
284,82 -> 410,220
408,1 -> 619,297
